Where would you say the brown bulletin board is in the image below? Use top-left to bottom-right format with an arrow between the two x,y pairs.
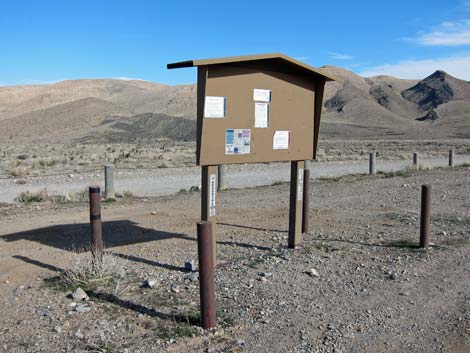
197,64 -> 317,166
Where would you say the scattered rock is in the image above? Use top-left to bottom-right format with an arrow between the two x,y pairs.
306,268 -> 320,277
185,260 -> 196,272
14,286 -> 25,296
186,272 -> 199,282
142,279 -> 157,289
150,211 -> 157,215
53,326 -> 62,333
389,273 -> 398,280
72,287 -> 89,301
75,305 -> 91,313
171,284 -> 180,293
258,272 -> 273,278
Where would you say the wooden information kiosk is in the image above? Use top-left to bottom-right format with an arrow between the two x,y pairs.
168,53 -> 335,260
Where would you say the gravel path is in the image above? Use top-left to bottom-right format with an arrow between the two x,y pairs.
1,156 -> 469,203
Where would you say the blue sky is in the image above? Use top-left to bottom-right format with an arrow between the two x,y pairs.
1,0 -> 470,86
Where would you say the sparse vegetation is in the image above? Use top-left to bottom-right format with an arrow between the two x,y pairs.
16,189 -> 49,203
378,167 -> 416,178
10,166 -> 31,177
37,159 -> 57,168
45,251 -> 129,293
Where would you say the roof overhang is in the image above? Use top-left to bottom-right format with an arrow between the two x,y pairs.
167,53 -> 337,82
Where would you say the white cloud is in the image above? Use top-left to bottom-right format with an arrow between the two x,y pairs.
328,52 -> 354,60
413,19 -> 470,46
114,77 -> 146,81
358,54 -> 470,80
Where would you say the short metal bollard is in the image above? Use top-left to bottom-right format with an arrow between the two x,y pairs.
104,165 -> 115,199
369,152 -> 376,175
217,165 -> 226,191
449,149 -> 454,168
89,186 -> 104,259
413,152 -> 420,170
419,185 -> 431,248
302,168 -> 310,234
197,221 -> 216,329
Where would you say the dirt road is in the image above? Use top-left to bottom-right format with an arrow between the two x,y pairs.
1,156 -> 469,203
0,166 -> 469,352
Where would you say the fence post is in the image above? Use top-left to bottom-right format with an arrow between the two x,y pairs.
419,185 -> 431,248
369,152 -> 376,175
197,221 -> 216,329
104,165 -> 115,199
449,149 -> 454,168
217,165 -> 226,191
413,152 -> 420,170
89,186 -> 104,259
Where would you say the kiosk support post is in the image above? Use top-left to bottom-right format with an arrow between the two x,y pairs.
288,161 -> 305,248
201,165 -> 218,264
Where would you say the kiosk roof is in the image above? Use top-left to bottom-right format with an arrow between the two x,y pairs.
167,53 -> 337,82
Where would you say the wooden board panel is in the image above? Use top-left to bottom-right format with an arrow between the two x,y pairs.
197,64 -> 317,165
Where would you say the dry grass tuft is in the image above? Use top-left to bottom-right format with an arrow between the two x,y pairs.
46,250 -> 130,294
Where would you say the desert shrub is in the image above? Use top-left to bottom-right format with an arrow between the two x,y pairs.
16,189 -> 48,203
16,154 -> 29,160
38,159 -> 57,168
10,167 -> 30,177
46,251 -> 128,293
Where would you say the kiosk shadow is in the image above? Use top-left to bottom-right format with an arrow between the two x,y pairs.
1,220 -> 193,251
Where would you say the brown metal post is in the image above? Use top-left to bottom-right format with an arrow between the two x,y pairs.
288,161 -> 304,248
89,186 -> 104,258
201,165 -> 217,265
197,221 -> 216,329
302,168 -> 310,234
419,185 -> 431,248
449,149 -> 454,168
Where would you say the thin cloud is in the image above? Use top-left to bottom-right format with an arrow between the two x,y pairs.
328,52 -> 354,60
114,77 -> 146,81
412,19 -> 470,46
358,54 -> 470,80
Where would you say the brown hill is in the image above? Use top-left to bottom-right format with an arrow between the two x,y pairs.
0,67 -> 469,142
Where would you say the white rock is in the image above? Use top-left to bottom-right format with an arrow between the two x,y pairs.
308,268 -> 320,277
72,287 -> 89,301
145,279 -> 157,288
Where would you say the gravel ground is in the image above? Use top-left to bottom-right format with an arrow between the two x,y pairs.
0,166 -> 469,352
1,155 -> 469,203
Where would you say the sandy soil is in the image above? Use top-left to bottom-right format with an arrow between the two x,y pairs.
0,166 -> 469,352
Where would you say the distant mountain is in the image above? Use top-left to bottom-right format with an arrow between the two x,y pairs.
319,67 -> 470,139
0,68 -> 469,142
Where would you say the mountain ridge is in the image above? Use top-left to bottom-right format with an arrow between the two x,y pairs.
0,67 -> 469,141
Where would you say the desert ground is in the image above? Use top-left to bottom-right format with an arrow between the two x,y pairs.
0,163 -> 469,353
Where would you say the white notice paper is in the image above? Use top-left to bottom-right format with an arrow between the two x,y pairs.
204,96 -> 226,118
253,89 -> 271,102
254,102 -> 269,128
273,131 -> 290,150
